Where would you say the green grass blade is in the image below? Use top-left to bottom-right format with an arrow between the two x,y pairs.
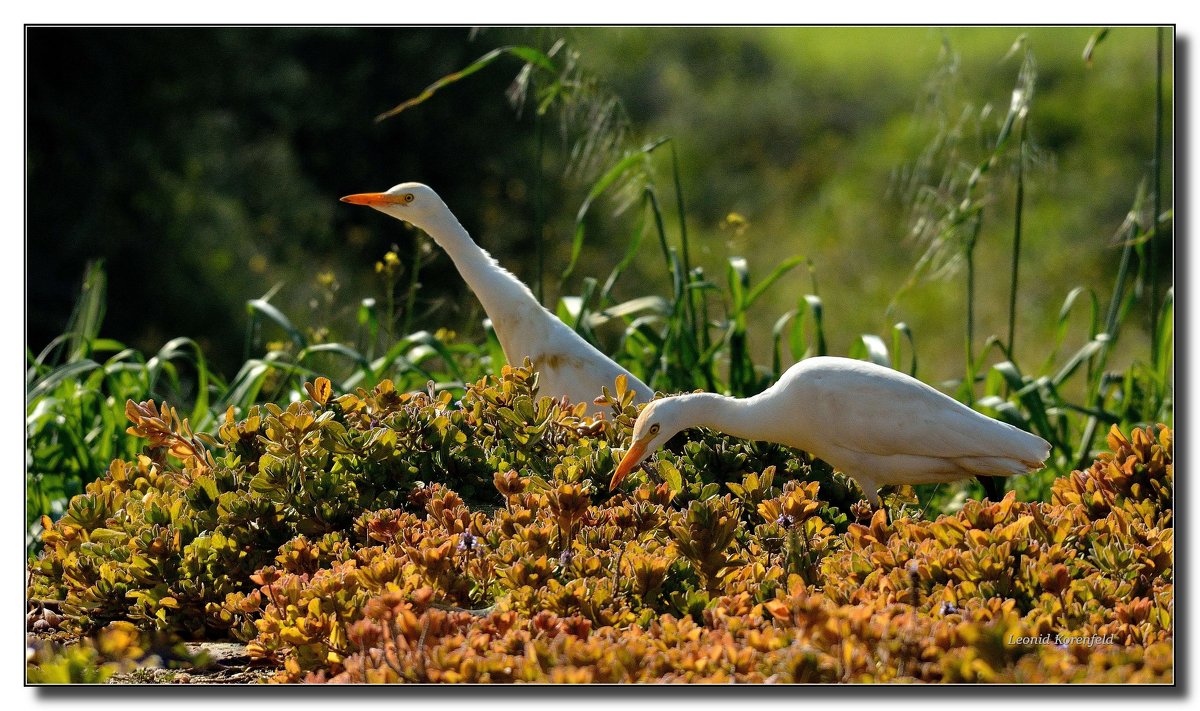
726,257 -> 750,317
586,295 -> 669,331
1082,28 -> 1109,66
30,335 -> 71,372
297,342 -> 374,390
600,196 -> 650,302
151,337 -> 214,425
247,298 -> 308,350
788,294 -> 826,361
668,144 -> 702,352
976,395 -> 1032,430
375,45 -> 557,122
892,322 -> 918,377
725,257 -> 752,393
64,260 -> 107,362
743,255 -> 805,310
1041,286 -> 1100,373
88,338 -> 127,355
403,330 -> 467,382
357,298 -> 380,362
562,138 -> 669,284
1051,337 -> 1106,388
217,359 -> 271,413
989,360 -> 1054,441
850,335 -> 890,368
1154,287 -> 1174,387
343,332 -> 452,390
27,360 -> 101,401
771,311 -> 796,378
570,278 -> 599,335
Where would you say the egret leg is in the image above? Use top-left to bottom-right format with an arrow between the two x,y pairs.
855,476 -> 886,522
977,475 -> 1005,502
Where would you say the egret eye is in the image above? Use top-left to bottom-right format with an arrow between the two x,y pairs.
648,423 -> 660,436
404,193 -> 415,203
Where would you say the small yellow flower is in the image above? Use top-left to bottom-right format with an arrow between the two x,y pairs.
722,212 -> 749,233
376,250 -> 402,276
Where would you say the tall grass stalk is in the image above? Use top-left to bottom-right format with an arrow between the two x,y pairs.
402,235 -> 423,337
1007,120 -> 1026,357
64,261 -> 106,362
1149,26 -> 1164,360
534,101 -> 546,305
644,184 -> 706,390
1075,29 -> 1170,466
1072,196 -> 1140,468
897,37 -> 1035,405
962,216 -> 981,404
669,143 -> 700,344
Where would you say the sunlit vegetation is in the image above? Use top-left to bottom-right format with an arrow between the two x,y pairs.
26,27 -> 1171,684
27,368 -> 1172,682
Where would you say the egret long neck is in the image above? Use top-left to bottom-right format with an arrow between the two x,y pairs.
679,393 -> 765,442
420,207 -> 545,345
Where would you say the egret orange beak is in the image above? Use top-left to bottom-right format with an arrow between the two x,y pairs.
340,192 -> 405,207
609,439 -> 649,490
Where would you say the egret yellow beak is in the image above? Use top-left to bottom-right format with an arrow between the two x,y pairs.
609,439 -> 649,490
340,192 -> 405,207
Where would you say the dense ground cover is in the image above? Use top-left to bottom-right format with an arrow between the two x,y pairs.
27,367 -> 1172,683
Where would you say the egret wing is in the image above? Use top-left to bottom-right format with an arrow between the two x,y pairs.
794,360 -> 1042,461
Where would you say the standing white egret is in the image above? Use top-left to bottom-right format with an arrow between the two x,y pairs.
341,182 -> 653,415
609,356 -> 1050,505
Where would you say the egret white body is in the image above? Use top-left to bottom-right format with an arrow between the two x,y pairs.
610,356 -> 1051,505
341,183 -> 653,415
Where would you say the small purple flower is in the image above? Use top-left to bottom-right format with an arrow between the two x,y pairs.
559,548 -> 575,567
457,532 -> 477,552
939,601 -> 959,615
775,514 -> 795,528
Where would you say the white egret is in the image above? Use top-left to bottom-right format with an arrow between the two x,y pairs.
609,356 -> 1050,505
341,182 -> 653,415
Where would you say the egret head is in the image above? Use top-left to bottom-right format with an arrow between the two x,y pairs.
340,182 -> 445,230
609,398 -> 689,490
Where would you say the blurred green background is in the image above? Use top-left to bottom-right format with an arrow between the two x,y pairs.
27,26 -> 1170,389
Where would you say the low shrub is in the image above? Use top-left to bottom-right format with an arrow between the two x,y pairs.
27,365 -> 1172,683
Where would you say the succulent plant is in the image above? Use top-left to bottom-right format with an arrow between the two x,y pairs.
27,370 -> 1173,683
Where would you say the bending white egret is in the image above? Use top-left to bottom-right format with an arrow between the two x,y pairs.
609,356 -> 1050,505
341,182 -> 653,415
